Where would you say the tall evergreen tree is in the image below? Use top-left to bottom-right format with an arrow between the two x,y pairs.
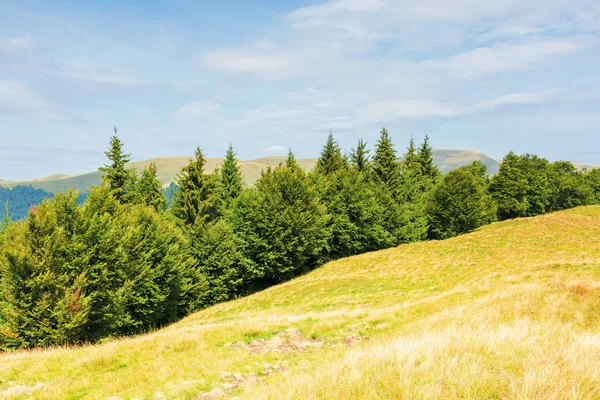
134,163 -> 167,212
99,127 -> 133,203
286,150 -> 300,170
350,139 -> 371,174
218,145 -> 244,208
417,135 -> 440,179
403,136 -> 421,174
314,132 -> 347,176
372,128 -> 400,191
171,147 -> 217,227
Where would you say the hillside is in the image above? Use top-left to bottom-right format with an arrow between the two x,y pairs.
1,206 -> 599,399
0,150 -> 496,194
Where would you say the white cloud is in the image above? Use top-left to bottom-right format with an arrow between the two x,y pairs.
289,0 -> 385,20
174,101 -> 219,121
428,38 -> 586,79
360,99 -> 462,122
0,80 -> 65,120
358,92 -> 548,123
204,48 -> 299,77
472,93 -> 547,111
262,145 -> 289,154
0,34 -> 35,53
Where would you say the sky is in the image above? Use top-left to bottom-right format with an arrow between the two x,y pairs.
1,0 -> 599,181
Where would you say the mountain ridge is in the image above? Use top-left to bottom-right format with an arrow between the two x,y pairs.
1,150 -> 499,193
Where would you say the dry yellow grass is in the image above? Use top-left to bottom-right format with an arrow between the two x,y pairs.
1,206 -> 600,399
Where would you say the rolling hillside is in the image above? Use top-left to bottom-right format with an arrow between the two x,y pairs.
2,206 -> 599,399
1,150 -> 497,194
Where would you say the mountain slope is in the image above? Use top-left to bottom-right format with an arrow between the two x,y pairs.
2,206 -> 600,399
1,150 -> 496,194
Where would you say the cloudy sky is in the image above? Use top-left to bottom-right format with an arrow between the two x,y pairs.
1,0 -> 599,180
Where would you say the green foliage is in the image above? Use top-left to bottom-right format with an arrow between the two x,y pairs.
586,169 -> 600,203
193,220 -> 248,305
350,139 -> 371,175
314,132 -> 348,177
417,135 -> 441,180
0,188 -> 207,349
372,128 -> 400,192
216,145 -> 244,212
98,128 -> 135,203
403,136 -> 421,174
489,152 -> 552,220
171,147 -> 218,228
231,163 -> 329,288
318,168 -> 396,260
0,185 -> 54,220
132,163 -> 167,212
549,162 -> 593,211
428,168 -> 496,239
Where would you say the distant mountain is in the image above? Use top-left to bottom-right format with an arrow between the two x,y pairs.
0,150 -> 502,194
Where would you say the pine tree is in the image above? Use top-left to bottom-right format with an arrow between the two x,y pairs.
350,139 -> 371,174
372,128 -> 400,191
218,145 -> 244,208
314,132 -> 347,176
99,127 -> 133,203
172,147 -> 217,227
286,150 -> 300,171
403,136 -> 421,174
135,163 -> 167,212
417,135 -> 440,179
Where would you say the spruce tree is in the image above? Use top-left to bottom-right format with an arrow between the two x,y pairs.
315,132 -> 347,176
172,147 -> 217,227
99,127 -> 133,203
135,163 -> 167,212
350,139 -> 371,174
403,136 -> 421,174
218,145 -> 244,208
417,135 -> 440,179
372,128 -> 400,192
231,162 -> 329,288
286,150 -> 300,170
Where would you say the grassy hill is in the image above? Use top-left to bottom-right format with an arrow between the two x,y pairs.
0,150 -> 497,194
2,206 -> 600,399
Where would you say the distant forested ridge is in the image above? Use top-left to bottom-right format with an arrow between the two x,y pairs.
0,185 -> 54,220
0,185 -> 87,221
1,128 -> 599,350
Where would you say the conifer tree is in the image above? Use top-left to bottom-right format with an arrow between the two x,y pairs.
99,127 -> 133,203
286,150 -> 300,170
172,147 -> 217,227
350,139 -> 371,174
417,135 -> 440,179
218,145 -> 244,207
315,132 -> 347,176
231,162 -> 329,288
403,136 -> 421,174
372,128 -> 400,191
135,163 -> 167,212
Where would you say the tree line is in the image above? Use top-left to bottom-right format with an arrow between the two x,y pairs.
1,127 -> 599,349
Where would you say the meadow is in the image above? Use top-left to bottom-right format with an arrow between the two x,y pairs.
1,205 -> 599,399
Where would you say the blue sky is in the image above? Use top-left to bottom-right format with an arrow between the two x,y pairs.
1,0 -> 599,180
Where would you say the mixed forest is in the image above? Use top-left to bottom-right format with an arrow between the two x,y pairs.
1,128 -> 600,350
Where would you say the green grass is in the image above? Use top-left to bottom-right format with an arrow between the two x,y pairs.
1,206 -> 600,399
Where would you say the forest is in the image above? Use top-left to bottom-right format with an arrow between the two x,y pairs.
1,128 -> 599,350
